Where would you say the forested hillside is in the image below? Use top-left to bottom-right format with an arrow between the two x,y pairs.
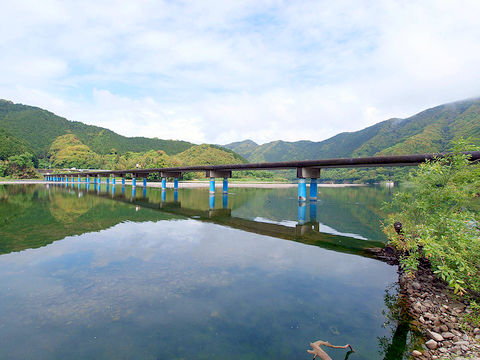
0,100 -> 194,157
225,98 -> 480,162
0,100 -> 247,178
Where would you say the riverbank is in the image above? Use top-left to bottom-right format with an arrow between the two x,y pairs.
374,249 -> 480,359
0,179 -> 366,188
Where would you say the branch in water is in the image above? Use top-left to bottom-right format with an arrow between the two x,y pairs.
307,340 -> 354,360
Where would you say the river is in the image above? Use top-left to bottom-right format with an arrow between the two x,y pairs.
0,183 -> 415,359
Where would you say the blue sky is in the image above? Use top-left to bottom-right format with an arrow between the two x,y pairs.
1,0 -> 479,144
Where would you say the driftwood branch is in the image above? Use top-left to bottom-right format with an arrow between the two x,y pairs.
307,340 -> 354,360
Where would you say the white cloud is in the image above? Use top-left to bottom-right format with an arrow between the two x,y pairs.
0,0 -> 479,145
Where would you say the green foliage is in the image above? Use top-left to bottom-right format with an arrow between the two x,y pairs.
0,128 -> 31,160
49,134 -> 102,169
382,140 -> 480,294
0,99 -> 194,157
2,152 -> 38,178
463,300 -> 480,327
174,144 -> 248,166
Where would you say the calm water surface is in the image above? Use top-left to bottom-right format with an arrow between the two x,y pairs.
0,183 -> 410,359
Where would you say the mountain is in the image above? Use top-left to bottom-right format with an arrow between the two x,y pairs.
175,144 -> 248,165
225,98 -> 480,162
0,128 -> 32,160
0,99 -> 194,157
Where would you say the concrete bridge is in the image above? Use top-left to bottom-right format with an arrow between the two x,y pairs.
45,151 -> 480,202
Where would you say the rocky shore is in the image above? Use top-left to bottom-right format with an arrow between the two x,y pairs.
370,247 -> 480,359
399,261 -> 479,359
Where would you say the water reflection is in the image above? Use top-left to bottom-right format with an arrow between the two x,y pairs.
0,184 -> 408,359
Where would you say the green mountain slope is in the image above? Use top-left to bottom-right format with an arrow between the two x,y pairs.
175,144 -> 248,165
0,99 -> 194,157
225,98 -> 480,162
0,128 -> 32,160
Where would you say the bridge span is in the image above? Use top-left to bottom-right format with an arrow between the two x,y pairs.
46,151 -> 480,202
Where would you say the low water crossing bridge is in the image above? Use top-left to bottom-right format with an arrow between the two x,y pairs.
47,151 -> 480,202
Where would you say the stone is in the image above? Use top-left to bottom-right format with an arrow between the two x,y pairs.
412,281 -> 422,290
454,340 -> 469,346
442,331 -> 455,339
413,302 -> 424,313
427,330 -> 444,342
426,339 -> 438,349
474,327 -> 480,334
412,349 -> 422,357
439,324 -> 449,332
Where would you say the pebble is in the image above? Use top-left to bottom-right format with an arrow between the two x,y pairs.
427,330 -> 444,342
443,331 -> 455,339
426,339 -> 438,349
412,349 -> 422,357
439,324 -> 449,332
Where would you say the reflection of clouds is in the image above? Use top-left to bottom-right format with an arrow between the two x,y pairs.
0,219 -> 396,326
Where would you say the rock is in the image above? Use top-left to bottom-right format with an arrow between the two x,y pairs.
413,302 -> 424,313
474,327 -> 480,334
454,340 -> 469,346
426,339 -> 438,349
424,312 -> 435,320
412,281 -> 422,290
442,331 -> 455,339
427,330 -> 444,342
452,329 -> 462,336
412,349 -> 422,357
439,324 -> 449,332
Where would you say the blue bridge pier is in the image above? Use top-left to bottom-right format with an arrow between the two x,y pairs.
205,170 -> 232,194
296,167 -> 321,202
160,171 -> 182,190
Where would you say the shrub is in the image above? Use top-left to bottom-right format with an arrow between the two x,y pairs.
382,140 -> 480,294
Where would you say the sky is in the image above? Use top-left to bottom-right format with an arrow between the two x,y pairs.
1,0 -> 479,145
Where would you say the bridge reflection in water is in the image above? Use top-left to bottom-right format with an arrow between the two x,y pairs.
62,181 -> 384,258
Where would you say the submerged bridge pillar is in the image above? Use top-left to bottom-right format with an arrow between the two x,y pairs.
160,171 -> 182,190
205,170 -> 232,194
297,168 -> 321,202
